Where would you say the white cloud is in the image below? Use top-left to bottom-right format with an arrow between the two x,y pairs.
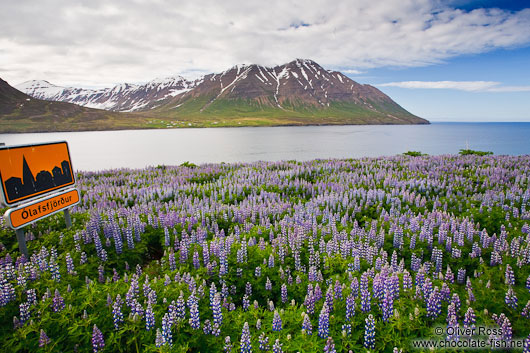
1,0 -> 530,86
342,69 -> 364,75
379,80 -> 530,92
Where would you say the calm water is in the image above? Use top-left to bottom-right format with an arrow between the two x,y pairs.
1,123 -> 529,171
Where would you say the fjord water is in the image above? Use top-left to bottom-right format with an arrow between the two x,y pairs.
1,122 -> 529,171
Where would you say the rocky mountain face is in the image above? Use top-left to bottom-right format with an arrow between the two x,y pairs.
16,59 -> 427,124
159,59 -> 427,124
171,59 -> 400,109
16,76 -> 200,112
0,78 -> 152,133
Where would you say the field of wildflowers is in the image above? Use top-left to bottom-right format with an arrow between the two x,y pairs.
1,155 -> 529,352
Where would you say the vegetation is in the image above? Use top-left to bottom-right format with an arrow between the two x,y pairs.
459,149 -> 494,156
402,151 -> 426,156
0,155 -> 529,352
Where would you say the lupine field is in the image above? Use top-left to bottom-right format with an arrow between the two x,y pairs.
1,155 -> 530,352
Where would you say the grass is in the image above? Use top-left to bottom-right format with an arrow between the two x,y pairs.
1,98 -> 427,133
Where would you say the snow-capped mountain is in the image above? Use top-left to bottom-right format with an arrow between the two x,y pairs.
159,59 -> 427,124
16,59 -> 427,124
177,59 -> 393,108
16,76 -> 200,112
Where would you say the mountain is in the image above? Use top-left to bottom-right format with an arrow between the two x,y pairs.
0,78 -> 153,133
156,59 -> 426,124
16,76 -> 200,112
13,59 -> 428,129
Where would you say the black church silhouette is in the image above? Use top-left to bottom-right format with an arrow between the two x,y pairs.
3,156 -> 73,201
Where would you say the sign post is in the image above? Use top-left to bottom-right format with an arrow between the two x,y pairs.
15,229 -> 28,258
0,141 -> 79,257
64,209 -> 72,228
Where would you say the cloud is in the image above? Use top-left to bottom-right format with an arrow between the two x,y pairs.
379,80 -> 530,92
342,69 -> 364,75
1,0 -> 530,86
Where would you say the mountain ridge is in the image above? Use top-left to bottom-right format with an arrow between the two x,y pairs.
5,59 -> 428,131
0,78 -> 155,133
155,59 -> 427,124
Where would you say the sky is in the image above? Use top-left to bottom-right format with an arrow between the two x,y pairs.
1,0 -> 529,122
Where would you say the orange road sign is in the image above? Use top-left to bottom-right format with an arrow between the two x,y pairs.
4,188 -> 80,229
0,141 -> 76,206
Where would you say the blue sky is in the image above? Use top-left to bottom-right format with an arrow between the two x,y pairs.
1,0 -> 529,122
363,46 -> 530,121
353,0 -> 530,122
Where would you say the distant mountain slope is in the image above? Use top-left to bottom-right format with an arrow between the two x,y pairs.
157,59 -> 427,124
0,78 -> 154,133
18,59 -> 427,125
16,76 -> 200,112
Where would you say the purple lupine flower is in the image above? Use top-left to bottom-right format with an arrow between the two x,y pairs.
451,293 -> 461,315
65,253 -> 75,275
522,300 -> 530,318
505,287 -> 518,309
382,290 -> 394,322
501,317 -> 512,342
189,300 -> 200,330
360,288 -> 371,313
444,265 -> 455,283
19,302 -> 30,325
112,295 -> 123,330
305,291 -> 315,315
314,284 -> 322,302
52,289 -> 65,312
98,265 -> 105,284
145,303 -> 155,330
39,329 -> 51,347
265,277 -> 272,291
526,275 -> 530,293
350,277 -> 359,297
26,288 -> 37,306
155,329 -> 163,348
245,282 -> 252,297
505,265 -> 515,286
324,337 -> 336,353
224,336 -> 232,353
345,294 -> 355,321
426,287 -> 441,319
334,280 -> 342,300
463,307 -> 476,329
243,295 -> 250,311
169,251 -> 176,271
212,292 -> 223,326
342,323 -> 352,336
272,339 -> 283,353
302,313 -> 312,335
212,322 -> 221,337
176,293 -> 186,321
281,283 -> 287,303
402,270 -> 412,291
240,322 -> 252,353
318,302 -> 330,339
203,319 -> 212,335
325,285 -> 334,312
259,332 -> 270,351
161,312 -> 173,346
364,314 -> 376,349
446,310 -> 459,341
92,324 -> 105,352
272,310 -> 282,331
441,283 -> 451,302
457,268 -> 466,284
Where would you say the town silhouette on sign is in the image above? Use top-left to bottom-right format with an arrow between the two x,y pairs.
4,156 -> 73,201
